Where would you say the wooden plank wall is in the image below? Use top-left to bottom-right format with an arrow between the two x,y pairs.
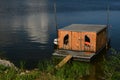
81,32 -> 96,52
96,29 -> 107,51
58,30 -> 97,52
71,32 -> 81,51
58,30 -> 72,50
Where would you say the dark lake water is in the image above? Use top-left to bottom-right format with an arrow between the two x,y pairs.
0,0 -> 120,77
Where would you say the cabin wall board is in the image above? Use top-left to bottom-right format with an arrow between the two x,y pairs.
81,32 -> 96,52
71,32 -> 81,51
96,29 -> 107,51
58,27 -> 107,53
58,30 -> 97,52
58,30 -> 72,50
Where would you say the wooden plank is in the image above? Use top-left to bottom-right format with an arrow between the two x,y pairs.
82,32 -> 96,52
52,50 -> 96,62
71,32 -> 80,51
96,29 -> 107,51
55,54 -> 72,69
58,30 -> 72,50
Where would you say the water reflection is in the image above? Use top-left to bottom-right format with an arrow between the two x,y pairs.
25,13 -> 49,45
24,0 -> 50,50
0,0 -> 53,68
0,0 -> 50,45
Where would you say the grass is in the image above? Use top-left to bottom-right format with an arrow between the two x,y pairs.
37,57 -> 90,80
53,61 -> 90,80
0,49 -> 120,80
0,64 -> 39,80
102,48 -> 120,80
0,57 -> 91,80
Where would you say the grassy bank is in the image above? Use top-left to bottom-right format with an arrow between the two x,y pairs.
0,57 -> 90,80
0,49 -> 120,80
103,49 -> 120,80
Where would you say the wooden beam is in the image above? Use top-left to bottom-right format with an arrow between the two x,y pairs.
55,54 -> 72,69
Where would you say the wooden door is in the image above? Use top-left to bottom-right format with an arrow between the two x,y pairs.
71,32 -> 82,51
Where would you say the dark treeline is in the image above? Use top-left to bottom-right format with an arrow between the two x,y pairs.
0,0 -> 120,14
49,0 -> 120,12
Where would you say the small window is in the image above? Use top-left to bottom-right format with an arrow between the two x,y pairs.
63,34 -> 69,45
85,35 -> 90,42
85,35 -> 90,46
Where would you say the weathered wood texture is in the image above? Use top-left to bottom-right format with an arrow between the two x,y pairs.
58,31 -> 97,52
58,30 -> 72,50
58,24 -> 107,53
71,32 -> 81,51
55,54 -> 72,69
96,29 -> 107,51
81,32 -> 96,52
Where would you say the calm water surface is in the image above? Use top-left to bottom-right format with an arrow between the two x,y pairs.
0,0 -> 120,79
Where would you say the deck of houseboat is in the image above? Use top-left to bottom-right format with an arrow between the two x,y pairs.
52,42 -> 109,62
53,50 -> 95,62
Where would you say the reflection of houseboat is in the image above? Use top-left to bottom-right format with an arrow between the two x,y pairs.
53,24 -> 108,61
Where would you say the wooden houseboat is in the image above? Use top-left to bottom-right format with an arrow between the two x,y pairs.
53,24 -> 108,61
